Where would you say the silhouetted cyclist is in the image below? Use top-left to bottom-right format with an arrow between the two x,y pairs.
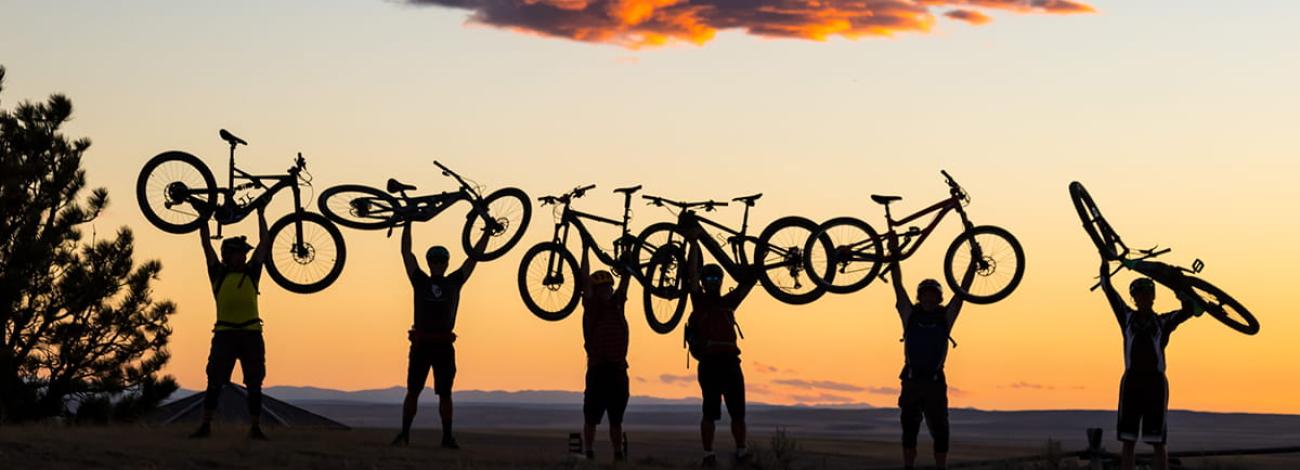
885,235 -> 976,470
392,222 -> 490,448
576,248 -> 632,462
681,217 -> 759,468
1098,260 -> 1202,470
190,207 -> 270,440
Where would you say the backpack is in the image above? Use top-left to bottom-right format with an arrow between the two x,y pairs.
682,304 -> 743,365
901,307 -> 953,380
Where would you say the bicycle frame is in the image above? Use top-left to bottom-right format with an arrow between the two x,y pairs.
678,206 -> 767,282
547,196 -> 652,285
385,162 -> 499,230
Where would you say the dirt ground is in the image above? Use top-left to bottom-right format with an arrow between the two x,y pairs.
0,424 -> 1294,469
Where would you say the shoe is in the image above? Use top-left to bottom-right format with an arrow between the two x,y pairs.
188,422 -> 211,439
248,425 -> 269,441
736,447 -> 751,462
391,432 -> 410,446
701,453 -> 718,468
614,451 -> 627,462
585,450 -> 595,460
441,435 -> 460,449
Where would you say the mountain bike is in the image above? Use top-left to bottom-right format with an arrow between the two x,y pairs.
317,161 -> 531,262
803,170 -> 1025,304
1070,181 -> 1258,335
516,184 -> 688,333
635,193 -> 831,330
136,129 -> 346,294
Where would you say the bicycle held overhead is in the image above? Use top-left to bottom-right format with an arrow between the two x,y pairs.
318,160 -> 531,262
633,191 -> 833,333
804,170 -> 1026,304
517,184 -> 691,334
1070,181 -> 1258,335
136,129 -> 347,293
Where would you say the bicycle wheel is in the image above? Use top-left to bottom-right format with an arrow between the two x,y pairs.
516,242 -> 580,321
463,188 -> 532,262
803,217 -> 883,295
1069,181 -> 1126,260
635,222 -> 689,334
943,225 -> 1025,304
136,151 -> 217,234
317,184 -> 401,230
755,216 -> 830,305
1183,277 -> 1259,335
264,212 -> 347,294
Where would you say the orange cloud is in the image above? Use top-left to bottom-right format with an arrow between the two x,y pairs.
407,0 -> 1094,47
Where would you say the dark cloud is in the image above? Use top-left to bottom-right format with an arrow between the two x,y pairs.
944,9 -> 990,25
773,378 -> 865,393
1001,381 -> 1054,390
404,0 -> 1095,47
866,385 -> 900,395
659,373 -> 694,386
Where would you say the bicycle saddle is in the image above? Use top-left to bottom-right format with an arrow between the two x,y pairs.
732,193 -> 762,206
219,129 -> 247,147
613,185 -> 642,195
387,178 -> 417,193
871,194 -> 902,205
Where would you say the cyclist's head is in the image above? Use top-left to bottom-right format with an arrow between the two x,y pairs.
701,264 -> 724,296
590,270 -> 615,299
917,278 -> 943,310
1130,277 -> 1156,309
220,236 -> 253,268
426,246 -> 450,275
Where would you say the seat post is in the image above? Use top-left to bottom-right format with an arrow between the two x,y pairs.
621,192 -> 633,234
741,204 -> 751,235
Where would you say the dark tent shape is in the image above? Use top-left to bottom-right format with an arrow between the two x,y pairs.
146,383 -> 349,429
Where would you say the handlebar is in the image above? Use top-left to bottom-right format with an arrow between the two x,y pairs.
433,160 -> 474,190
538,184 -> 598,206
641,195 -> 728,211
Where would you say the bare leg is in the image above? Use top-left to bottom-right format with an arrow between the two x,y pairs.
610,423 -> 624,458
731,418 -> 746,449
439,394 -> 458,448
903,447 -> 918,469
393,387 -> 421,444
1153,443 -> 1168,470
701,419 -> 715,451
1120,441 -> 1136,470
583,423 -> 596,455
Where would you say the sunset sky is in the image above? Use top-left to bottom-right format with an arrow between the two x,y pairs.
2,0 -> 1298,414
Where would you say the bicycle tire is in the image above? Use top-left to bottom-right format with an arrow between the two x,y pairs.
755,216 -> 829,305
516,242 -> 581,321
317,184 -> 401,230
1181,276 -> 1259,335
264,212 -> 347,294
803,217 -> 883,295
1069,181 -> 1125,260
136,151 -> 217,234
635,222 -> 689,334
943,225 -> 1025,304
463,187 -> 532,262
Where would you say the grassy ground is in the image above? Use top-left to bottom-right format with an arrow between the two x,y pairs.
1,424 -> 1296,469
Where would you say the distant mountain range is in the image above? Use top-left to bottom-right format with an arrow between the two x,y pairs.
171,386 -> 874,408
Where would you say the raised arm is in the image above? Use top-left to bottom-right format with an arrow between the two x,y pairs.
614,253 -> 633,299
945,258 -> 979,326
455,229 -> 491,280
400,222 -> 421,279
198,221 -> 220,283
723,261 -> 759,307
578,245 -> 594,303
686,239 -> 703,296
1098,260 -> 1130,327
887,234 -> 912,326
1163,289 -> 1204,333
248,207 -> 270,273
